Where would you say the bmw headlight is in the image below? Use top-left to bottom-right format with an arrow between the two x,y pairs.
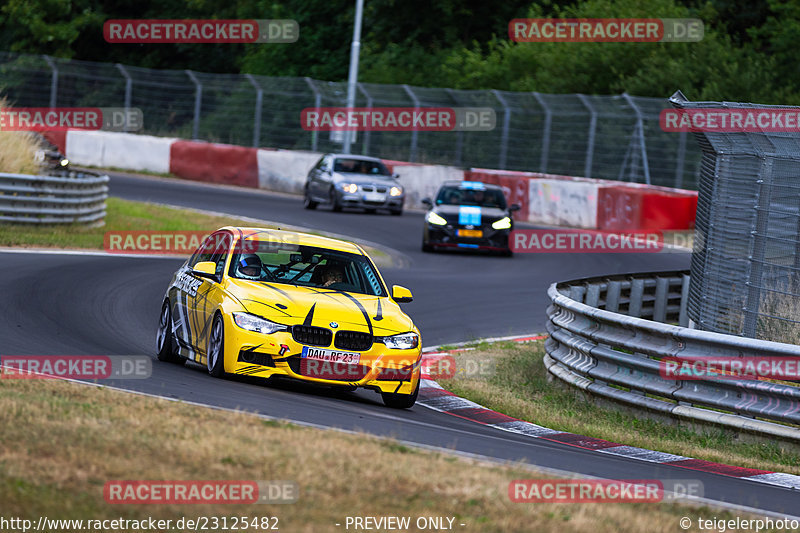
381,332 -> 420,350
339,183 -> 359,193
426,212 -> 447,226
492,217 -> 512,230
390,186 -> 403,197
232,313 -> 287,335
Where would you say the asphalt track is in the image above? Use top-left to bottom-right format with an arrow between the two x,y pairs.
2,172 -> 797,516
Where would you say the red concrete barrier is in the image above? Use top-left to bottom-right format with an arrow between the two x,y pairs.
169,140 -> 258,188
466,169 -> 538,221
598,186 -> 696,231
42,131 -> 67,153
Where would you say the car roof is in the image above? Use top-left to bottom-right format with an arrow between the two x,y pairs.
217,227 -> 365,255
438,180 -> 503,191
325,153 -> 386,163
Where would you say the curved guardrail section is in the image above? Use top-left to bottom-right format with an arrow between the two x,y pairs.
0,170 -> 110,224
545,271 -> 800,441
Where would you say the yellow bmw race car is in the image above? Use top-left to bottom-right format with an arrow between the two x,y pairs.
156,227 -> 422,408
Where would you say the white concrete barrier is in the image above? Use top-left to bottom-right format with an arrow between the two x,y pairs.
256,149 -> 322,194
66,131 -> 175,174
528,179 -> 599,228
390,164 -> 464,208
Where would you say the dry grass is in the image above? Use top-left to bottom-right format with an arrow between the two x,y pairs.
440,341 -> 800,475
0,377 -> 766,532
0,97 -> 44,174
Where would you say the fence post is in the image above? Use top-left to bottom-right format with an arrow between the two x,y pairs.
402,85 -> 420,162
304,77 -> 321,152
532,92 -> 551,173
184,70 -> 202,141
577,94 -> 596,179
492,90 -> 511,170
743,158 -> 774,337
244,74 -> 263,148
622,93 -> 651,185
674,131 -> 687,188
115,64 -> 133,132
357,83 -> 372,155
445,89 -> 464,166
43,55 -> 58,108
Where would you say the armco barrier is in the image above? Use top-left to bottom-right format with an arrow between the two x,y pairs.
545,271 -> 800,442
66,131 -> 174,174
169,140 -> 258,188
0,170 -> 109,224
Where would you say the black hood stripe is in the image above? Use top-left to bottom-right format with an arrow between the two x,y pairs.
303,303 -> 316,326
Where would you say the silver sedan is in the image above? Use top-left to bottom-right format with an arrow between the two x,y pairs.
303,154 -> 405,215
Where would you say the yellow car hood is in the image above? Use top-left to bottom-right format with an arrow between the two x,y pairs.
227,279 -> 415,336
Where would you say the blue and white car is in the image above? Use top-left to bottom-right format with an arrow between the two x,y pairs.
421,181 -> 520,256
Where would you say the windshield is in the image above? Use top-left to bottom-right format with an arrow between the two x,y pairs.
229,241 -> 386,297
333,158 -> 390,175
435,186 -> 507,209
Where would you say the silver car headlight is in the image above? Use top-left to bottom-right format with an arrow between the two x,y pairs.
339,183 -> 358,193
381,332 -> 420,350
232,313 -> 287,335
492,216 -> 512,230
390,186 -> 403,197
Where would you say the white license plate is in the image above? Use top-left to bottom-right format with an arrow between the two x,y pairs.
364,192 -> 385,202
301,346 -> 360,364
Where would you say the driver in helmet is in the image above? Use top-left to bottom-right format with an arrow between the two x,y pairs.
236,254 -> 264,280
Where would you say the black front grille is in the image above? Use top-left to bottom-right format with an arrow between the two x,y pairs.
292,325 -> 332,347
334,330 -> 373,351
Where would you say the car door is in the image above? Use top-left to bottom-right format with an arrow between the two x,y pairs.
171,234 -> 217,360
309,155 -> 331,199
186,230 -> 232,357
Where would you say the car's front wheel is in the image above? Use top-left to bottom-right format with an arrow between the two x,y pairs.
303,187 -> 318,210
156,300 -> 184,365
381,380 -> 419,409
207,314 -> 226,377
329,187 -> 342,212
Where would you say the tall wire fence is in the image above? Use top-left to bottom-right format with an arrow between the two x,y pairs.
673,91 -> 800,343
0,52 -> 702,188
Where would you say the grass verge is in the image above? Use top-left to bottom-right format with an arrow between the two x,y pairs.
0,197 -> 391,266
0,377 -> 771,532
439,340 -> 800,475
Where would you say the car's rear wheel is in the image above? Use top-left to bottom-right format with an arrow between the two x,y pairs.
207,314 -> 226,377
303,187 -> 318,210
381,380 -> 419,409
329,187 -> 342,212
156,300 -> 184,365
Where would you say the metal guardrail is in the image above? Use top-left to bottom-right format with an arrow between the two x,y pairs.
545,271 -> 800,441
0,170 -> 109,224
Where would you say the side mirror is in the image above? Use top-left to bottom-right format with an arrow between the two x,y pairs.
391,285 -> 413,303
192,261 -> 218,280
510,204 -> 521,212
392,173 -> 400,179
421,198 -> 433,208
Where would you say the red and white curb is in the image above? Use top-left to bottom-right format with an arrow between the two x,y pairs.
418,334 -> 800,491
